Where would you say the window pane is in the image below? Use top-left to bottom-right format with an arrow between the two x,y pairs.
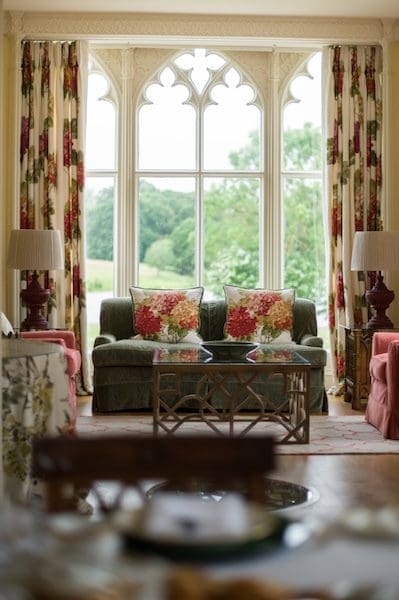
283,53 -> 321,171
204,177 -> 260,299
283,176 -> 325,314
203,68 -> 261,171
174,48 -> 226,94
85,177 -> 115,349
138,69 -> 196,170
138,177 -> 196,287
86,73 -> 116,170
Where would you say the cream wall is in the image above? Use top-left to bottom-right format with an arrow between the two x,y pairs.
2,34 -> 17,322
1,35 -> 10,316
0,3 -> 4,314
1,11 -> 399,324
387,41 -> 399,326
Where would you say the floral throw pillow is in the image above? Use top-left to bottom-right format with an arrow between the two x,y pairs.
224,285 -> 295,344
129,287 -> 204,343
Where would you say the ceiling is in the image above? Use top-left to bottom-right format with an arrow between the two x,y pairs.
3,0 -> 399,19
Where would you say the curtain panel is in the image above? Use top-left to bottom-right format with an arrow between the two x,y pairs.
326,45 -> 383,391
19,40 -> 90,392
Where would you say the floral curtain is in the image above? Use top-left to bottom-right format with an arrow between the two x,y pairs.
19,40 -> 90,392
326,45 -> 383,391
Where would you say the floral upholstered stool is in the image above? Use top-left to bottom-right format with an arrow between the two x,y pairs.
2,338 -> 73,503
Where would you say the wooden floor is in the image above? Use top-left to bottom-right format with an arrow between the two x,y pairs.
77,395 -> 399,522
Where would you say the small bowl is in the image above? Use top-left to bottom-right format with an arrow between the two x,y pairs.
201,341 -> 258,361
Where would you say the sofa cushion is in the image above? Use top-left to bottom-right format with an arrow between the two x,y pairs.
198,300 -> 227,341
224,285 -> 295,343
129,287 -> 203,343
92,338 -> 326,369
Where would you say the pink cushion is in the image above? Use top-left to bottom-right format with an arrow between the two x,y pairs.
369,353 -> 387,383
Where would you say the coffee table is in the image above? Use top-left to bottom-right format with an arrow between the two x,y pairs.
152,347 -> 310,443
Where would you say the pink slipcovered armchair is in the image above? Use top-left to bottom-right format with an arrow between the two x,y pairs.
366,331 -> 399,440
20,330 -> 81,429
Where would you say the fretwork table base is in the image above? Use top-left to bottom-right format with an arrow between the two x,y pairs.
152,352 -> 310,444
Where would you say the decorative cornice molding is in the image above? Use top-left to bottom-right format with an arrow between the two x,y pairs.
6,10 -> 23,35
5,11 -> 398,44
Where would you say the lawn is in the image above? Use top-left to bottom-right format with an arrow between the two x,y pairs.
87,259 -> 193,291
86,259 -> 193,349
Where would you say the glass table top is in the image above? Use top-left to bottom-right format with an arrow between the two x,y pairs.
153,346 -> 310,366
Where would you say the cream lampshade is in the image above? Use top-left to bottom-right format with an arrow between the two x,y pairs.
7,229 -> 64,330
351,231 -> 399,329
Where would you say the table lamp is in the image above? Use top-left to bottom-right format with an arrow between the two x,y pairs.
351,230 -> 399,329
7,229 -> 64,330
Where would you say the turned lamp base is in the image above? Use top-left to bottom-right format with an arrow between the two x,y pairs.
20,271 -> 50,330
365,272 -> 394,329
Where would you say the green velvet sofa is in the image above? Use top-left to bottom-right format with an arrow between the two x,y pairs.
92,297 -> 327,414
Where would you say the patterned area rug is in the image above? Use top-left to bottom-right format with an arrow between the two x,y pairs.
76,415 -> 399,454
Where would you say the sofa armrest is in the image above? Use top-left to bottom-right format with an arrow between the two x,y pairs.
31,337 -> 68,349
372,331 -> 399,356
299,334 -> 324,348
292,298 -> 318,344
94,334 -> 116,347
99,297 -> 134,340
20,329 -> 77,350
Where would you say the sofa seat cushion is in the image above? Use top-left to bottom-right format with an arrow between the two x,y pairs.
92,339 -> 326,370
369,353 -> 387,383
92,339 -> 201,368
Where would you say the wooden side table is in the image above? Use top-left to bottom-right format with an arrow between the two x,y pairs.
342,326 -> 373,410
342,325 -> 399,410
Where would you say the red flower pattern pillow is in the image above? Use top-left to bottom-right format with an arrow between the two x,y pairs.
224,285 -> 295,343
129,287 -> 204,343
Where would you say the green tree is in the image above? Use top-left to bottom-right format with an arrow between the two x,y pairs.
283,178 -> 325,307
170,218 -> 195,275
204,177 -> 260,295
282,124 -> 325,308
283,121 -> 322,171
139,180 -> 194,263
203,131 -> 260,295
86,187 -> 114,260
144,238 -> 176,273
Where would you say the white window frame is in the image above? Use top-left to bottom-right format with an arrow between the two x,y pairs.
85,61 -> 119,296
87,47 -> 322,299
280,52 -> 323,294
